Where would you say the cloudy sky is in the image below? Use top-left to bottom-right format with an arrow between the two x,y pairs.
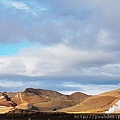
0,0 -> 120,95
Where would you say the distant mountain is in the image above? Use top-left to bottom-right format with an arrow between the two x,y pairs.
68,92 -> 90,102
1,88 -> 120,114
59,89 -> 120,113
12,88 -> 89,111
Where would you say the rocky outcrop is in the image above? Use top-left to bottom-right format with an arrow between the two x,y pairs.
15,102 -> 32,110
24,88 -> 63,99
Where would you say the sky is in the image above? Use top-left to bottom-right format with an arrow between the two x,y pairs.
0,0 -> 120,95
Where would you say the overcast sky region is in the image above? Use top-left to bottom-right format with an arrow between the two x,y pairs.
0,0 -> 120,95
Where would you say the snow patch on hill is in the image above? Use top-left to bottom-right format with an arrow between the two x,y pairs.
105,100 -> 120,113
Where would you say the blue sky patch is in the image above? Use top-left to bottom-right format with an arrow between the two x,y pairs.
0,42 -> 33,56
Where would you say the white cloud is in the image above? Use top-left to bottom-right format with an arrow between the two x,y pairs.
1,0 -> 29,10
0,0 -> 120,50
63,82 -> 120,95
9,1 -> 29,10
0,0 -> 120,94
82,63 -> 120,77
0,78 -> 44,92
0,79 -> 23,87
97,29 -> 114,47
0,77 -> 119,95
0,44 -> 116,77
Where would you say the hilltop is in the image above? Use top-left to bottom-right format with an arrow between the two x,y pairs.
59,88 -> 120,113
1,88 -> 120,114
0,88 -> 89,113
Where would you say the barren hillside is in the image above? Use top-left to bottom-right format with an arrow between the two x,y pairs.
2,88 -> 120,114
59,89 -> 120,113
12,88 -> 89,111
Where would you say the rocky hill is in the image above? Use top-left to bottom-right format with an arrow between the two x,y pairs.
0,93 -> 16,113
0,88 -> 89,113
1,88 -> 120,114
12,88 -> 89,111
59,89 -> 120,113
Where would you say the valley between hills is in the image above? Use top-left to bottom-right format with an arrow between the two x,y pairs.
0,88 -> 120,115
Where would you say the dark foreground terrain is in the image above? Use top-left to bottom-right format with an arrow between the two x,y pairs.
0,112 -> 120,120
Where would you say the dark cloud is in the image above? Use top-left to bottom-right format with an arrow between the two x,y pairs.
0,0 -> 120,50
0,0 -> 120,94
0,74 -> 120,94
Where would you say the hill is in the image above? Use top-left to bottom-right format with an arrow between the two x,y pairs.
3,88 -> 120,113
10,88 -> 89,112
59,89 -> 120,113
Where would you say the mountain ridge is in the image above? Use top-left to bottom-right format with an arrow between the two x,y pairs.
59,88 -> 120,113
0,88 -> 89,113
1,88 -> 120,114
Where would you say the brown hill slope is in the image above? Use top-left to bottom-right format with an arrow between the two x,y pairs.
24,88 -> 63,99
0,93 -> 17,113
12,88 -> 64,104
68,92 -> 90,103
12,88 -> 89,111
0,92 -> 17,98
1,88 -> 120,113
59,89 -> 120,113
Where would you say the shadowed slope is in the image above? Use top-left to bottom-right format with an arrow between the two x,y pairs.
12,88 -> 89,111
59,89 -> 120,113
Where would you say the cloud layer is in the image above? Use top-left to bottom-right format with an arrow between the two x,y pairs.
0,44 -> 118,77
0,0 -> 120,49
0,0 -> 120,94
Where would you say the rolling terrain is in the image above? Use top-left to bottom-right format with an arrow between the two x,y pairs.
12,88 -> 89,111
59,88 -> 120,113
0,88 -> 120,114
0,88 -> 89,113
